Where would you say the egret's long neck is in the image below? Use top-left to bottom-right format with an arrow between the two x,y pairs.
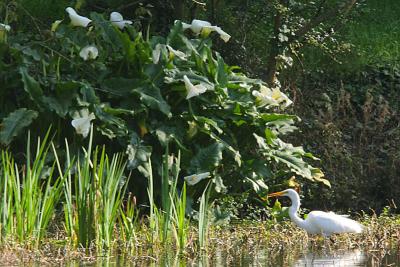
287,193 -> 307,229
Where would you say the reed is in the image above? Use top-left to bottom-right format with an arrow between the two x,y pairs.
0,131 -> 65,248
55,127 -> 129,250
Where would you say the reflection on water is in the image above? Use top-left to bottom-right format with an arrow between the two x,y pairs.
293,250 -> 366,266
25,247 -> 400,266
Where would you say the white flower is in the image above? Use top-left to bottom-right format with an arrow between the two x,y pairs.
270,87 -> 293,107
212,26 -> 231,42
166,45 -> 187,60
51,20 -> 63,32
152,44 -> 162,64
0,23 -> 11,31
71,110 -> 95,138
79,45 -> 98,61
252,89 -> 277,107
183,75 -> 207,100
186,19 -> 211,33
252,85 -> 292,108
66,7 -> 91,28
184,172 -> 211,186
181,19 -> 231,42
152,44 -> 187,64
110,12 -> 132,30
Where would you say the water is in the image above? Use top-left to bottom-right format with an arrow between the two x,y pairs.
43,248 -> 397,266
17,247 -> 400,266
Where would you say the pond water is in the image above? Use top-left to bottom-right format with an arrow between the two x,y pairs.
35,247 -> 399,266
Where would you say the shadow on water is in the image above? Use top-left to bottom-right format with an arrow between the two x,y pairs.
29,248 -> 398,266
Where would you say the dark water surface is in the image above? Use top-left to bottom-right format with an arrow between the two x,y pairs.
218,248 -> 400,266
33,247 -> 399,266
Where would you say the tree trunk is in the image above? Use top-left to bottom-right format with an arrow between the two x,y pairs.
173,0 -> 185,20
266,1 -> 284,86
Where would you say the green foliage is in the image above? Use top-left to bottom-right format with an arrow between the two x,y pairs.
340,0 -> 400,72
201,0 -> 358,77
56,129 -> 129,250
0,5 -> 325,206
0,131 -> 65,247
0,108 -> 38,146
141,148 -> 191,249
296,64 -> 400,212
198,182 -> 211,250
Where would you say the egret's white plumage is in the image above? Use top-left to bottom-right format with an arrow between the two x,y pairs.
268,189 -> 363,237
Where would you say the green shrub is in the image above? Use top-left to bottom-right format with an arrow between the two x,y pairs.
0,7 -> 326,203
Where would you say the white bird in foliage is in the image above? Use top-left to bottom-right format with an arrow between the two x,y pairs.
267,189 -> 363,237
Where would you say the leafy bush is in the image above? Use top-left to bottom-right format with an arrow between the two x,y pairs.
295,65 -> 400,212
0,7 -> 327,201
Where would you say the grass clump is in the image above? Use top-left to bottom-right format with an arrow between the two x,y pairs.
55,128 -> 128,251
0,131 -> 65,248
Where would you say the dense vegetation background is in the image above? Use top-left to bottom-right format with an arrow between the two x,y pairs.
1,0 -> 399,215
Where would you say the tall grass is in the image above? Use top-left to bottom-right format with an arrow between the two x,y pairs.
119,192 -> 139,250
0,131 -> 65,248
160,146 -> 181,244
0,129 -> 212,253
198,182 -> 211,250
143,147 -> 193,250
54,128 -> 129,250
172,182 -> 188,250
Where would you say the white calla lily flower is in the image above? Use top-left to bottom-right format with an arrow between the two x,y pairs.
252,90 -> 277,107
152,44 -> 187,64
110,12 -> 133,29
184,172 -> 211,186
0,23 -> 11,31
252,85 -> 292,108
166,45 -> 187,60
152,44 -> 163,64
181,19 -> 231,42
51,20 -> 63,32
271,87 -> 293,107
71,110 -> 95,138
79,45 -> 99,61
212,26 -> 231,43
183,75 -> 208,100
189,19 -> 212,33
66,7 -> 91,27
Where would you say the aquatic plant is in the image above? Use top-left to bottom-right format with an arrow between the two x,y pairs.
56,128 -> 128,250
0,131 -> 65,247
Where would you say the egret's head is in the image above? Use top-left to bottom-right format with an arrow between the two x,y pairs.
267,188 -> 299,199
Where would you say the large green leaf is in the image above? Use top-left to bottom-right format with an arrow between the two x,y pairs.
103,77 -> 139,97
19,68 -> 43,106
95,105 -> 128,139
253,133 -> 329,186
189,143 -> 224,173
91,12 -> 122,51
154,125 -> 189,151
133,84 -> 171,116
0,108 -> 38,145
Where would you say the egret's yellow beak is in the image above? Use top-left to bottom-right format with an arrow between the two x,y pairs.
260,190 -> 285,201
267,191 -> 285,198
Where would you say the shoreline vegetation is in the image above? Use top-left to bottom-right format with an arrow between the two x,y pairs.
0,215 -> 399,265
1,1 -> 400,265
0,133 -> 399,265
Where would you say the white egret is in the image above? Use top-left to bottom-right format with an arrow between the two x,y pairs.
267,189 -> 363,237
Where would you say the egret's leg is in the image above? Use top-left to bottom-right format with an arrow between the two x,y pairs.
322,234 -> 332,253
305,233 -> 310,248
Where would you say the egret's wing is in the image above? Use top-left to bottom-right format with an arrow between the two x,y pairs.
329,211 -> 350,218
307,211 -> 363,235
